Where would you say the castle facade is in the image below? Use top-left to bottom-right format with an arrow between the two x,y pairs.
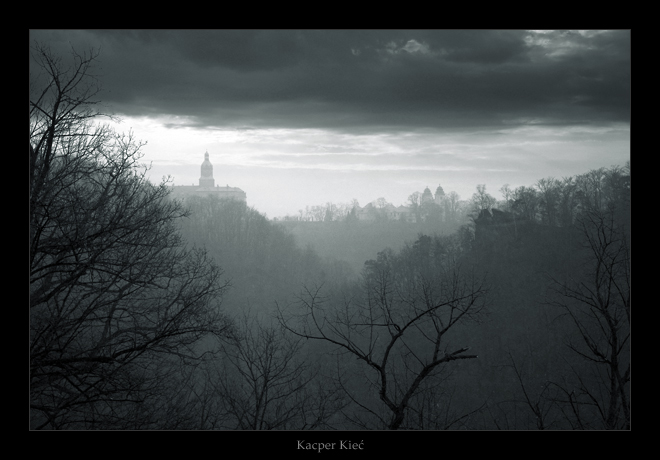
170,151 -> 247,201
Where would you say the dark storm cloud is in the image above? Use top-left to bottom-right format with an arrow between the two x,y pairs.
29,29 -> 630,131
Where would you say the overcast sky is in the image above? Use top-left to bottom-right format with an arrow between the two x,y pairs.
29,30 -> 630,218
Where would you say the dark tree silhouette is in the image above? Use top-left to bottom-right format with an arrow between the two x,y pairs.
547,203 -> 630,429
209,311 -> 345,429
277,235 -> 487,429
29,43 -> 230,429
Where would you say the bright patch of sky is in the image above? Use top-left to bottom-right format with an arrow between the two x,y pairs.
112,115 -> 629,218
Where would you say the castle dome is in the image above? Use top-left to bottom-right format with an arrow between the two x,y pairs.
170,151 -> 246,202
199,151 -> 215,187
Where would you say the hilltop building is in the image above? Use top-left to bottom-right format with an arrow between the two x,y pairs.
354,185 -> 448,223
170,151 -> 246,201
421,186 -> 434,204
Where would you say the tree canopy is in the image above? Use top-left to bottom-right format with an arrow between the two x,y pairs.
30,43 -> 231,429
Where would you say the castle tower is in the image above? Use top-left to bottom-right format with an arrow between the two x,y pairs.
171,151 -> 246,201
199,151 -> 215,188
421,186 -> 434,204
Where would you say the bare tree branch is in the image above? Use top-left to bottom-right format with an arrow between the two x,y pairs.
277,235 -> 487,429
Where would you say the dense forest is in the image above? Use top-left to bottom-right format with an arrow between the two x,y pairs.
30,45 -> 630,430
276,204 -> 465,274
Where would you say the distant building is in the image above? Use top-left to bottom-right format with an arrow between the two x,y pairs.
421,186 -> 434,204
170,151 -> 247,201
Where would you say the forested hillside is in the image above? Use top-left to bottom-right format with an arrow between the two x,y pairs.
272,164 -> 630,429
172,162 -> 630,430
176,197 -> 354,316
277,218 -> 464,274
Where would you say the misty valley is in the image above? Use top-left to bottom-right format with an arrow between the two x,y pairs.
174,165 -> 629,430
31,154 -> 630,429
29,41 -> 630,431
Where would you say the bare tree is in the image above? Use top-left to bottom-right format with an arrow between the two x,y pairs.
511,185 -> 540,222
547,205 -> 630,429
501,354 -> 561,430
557,177 -> 580,227
29,43 -> 230,429
211,312 -> 344,429
471,184 -> 497,214
324,202 -> 338,222
277,236 -> 487,429
445,191 -> 462,224
407,191 -> 421,208
407,191 -> 422,223
536,177 -> 562,226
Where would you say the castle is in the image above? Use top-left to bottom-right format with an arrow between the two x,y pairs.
170,151 -> 247,201
355,186 -> 439,222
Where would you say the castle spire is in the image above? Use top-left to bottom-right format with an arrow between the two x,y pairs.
199,151 -> 215,187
